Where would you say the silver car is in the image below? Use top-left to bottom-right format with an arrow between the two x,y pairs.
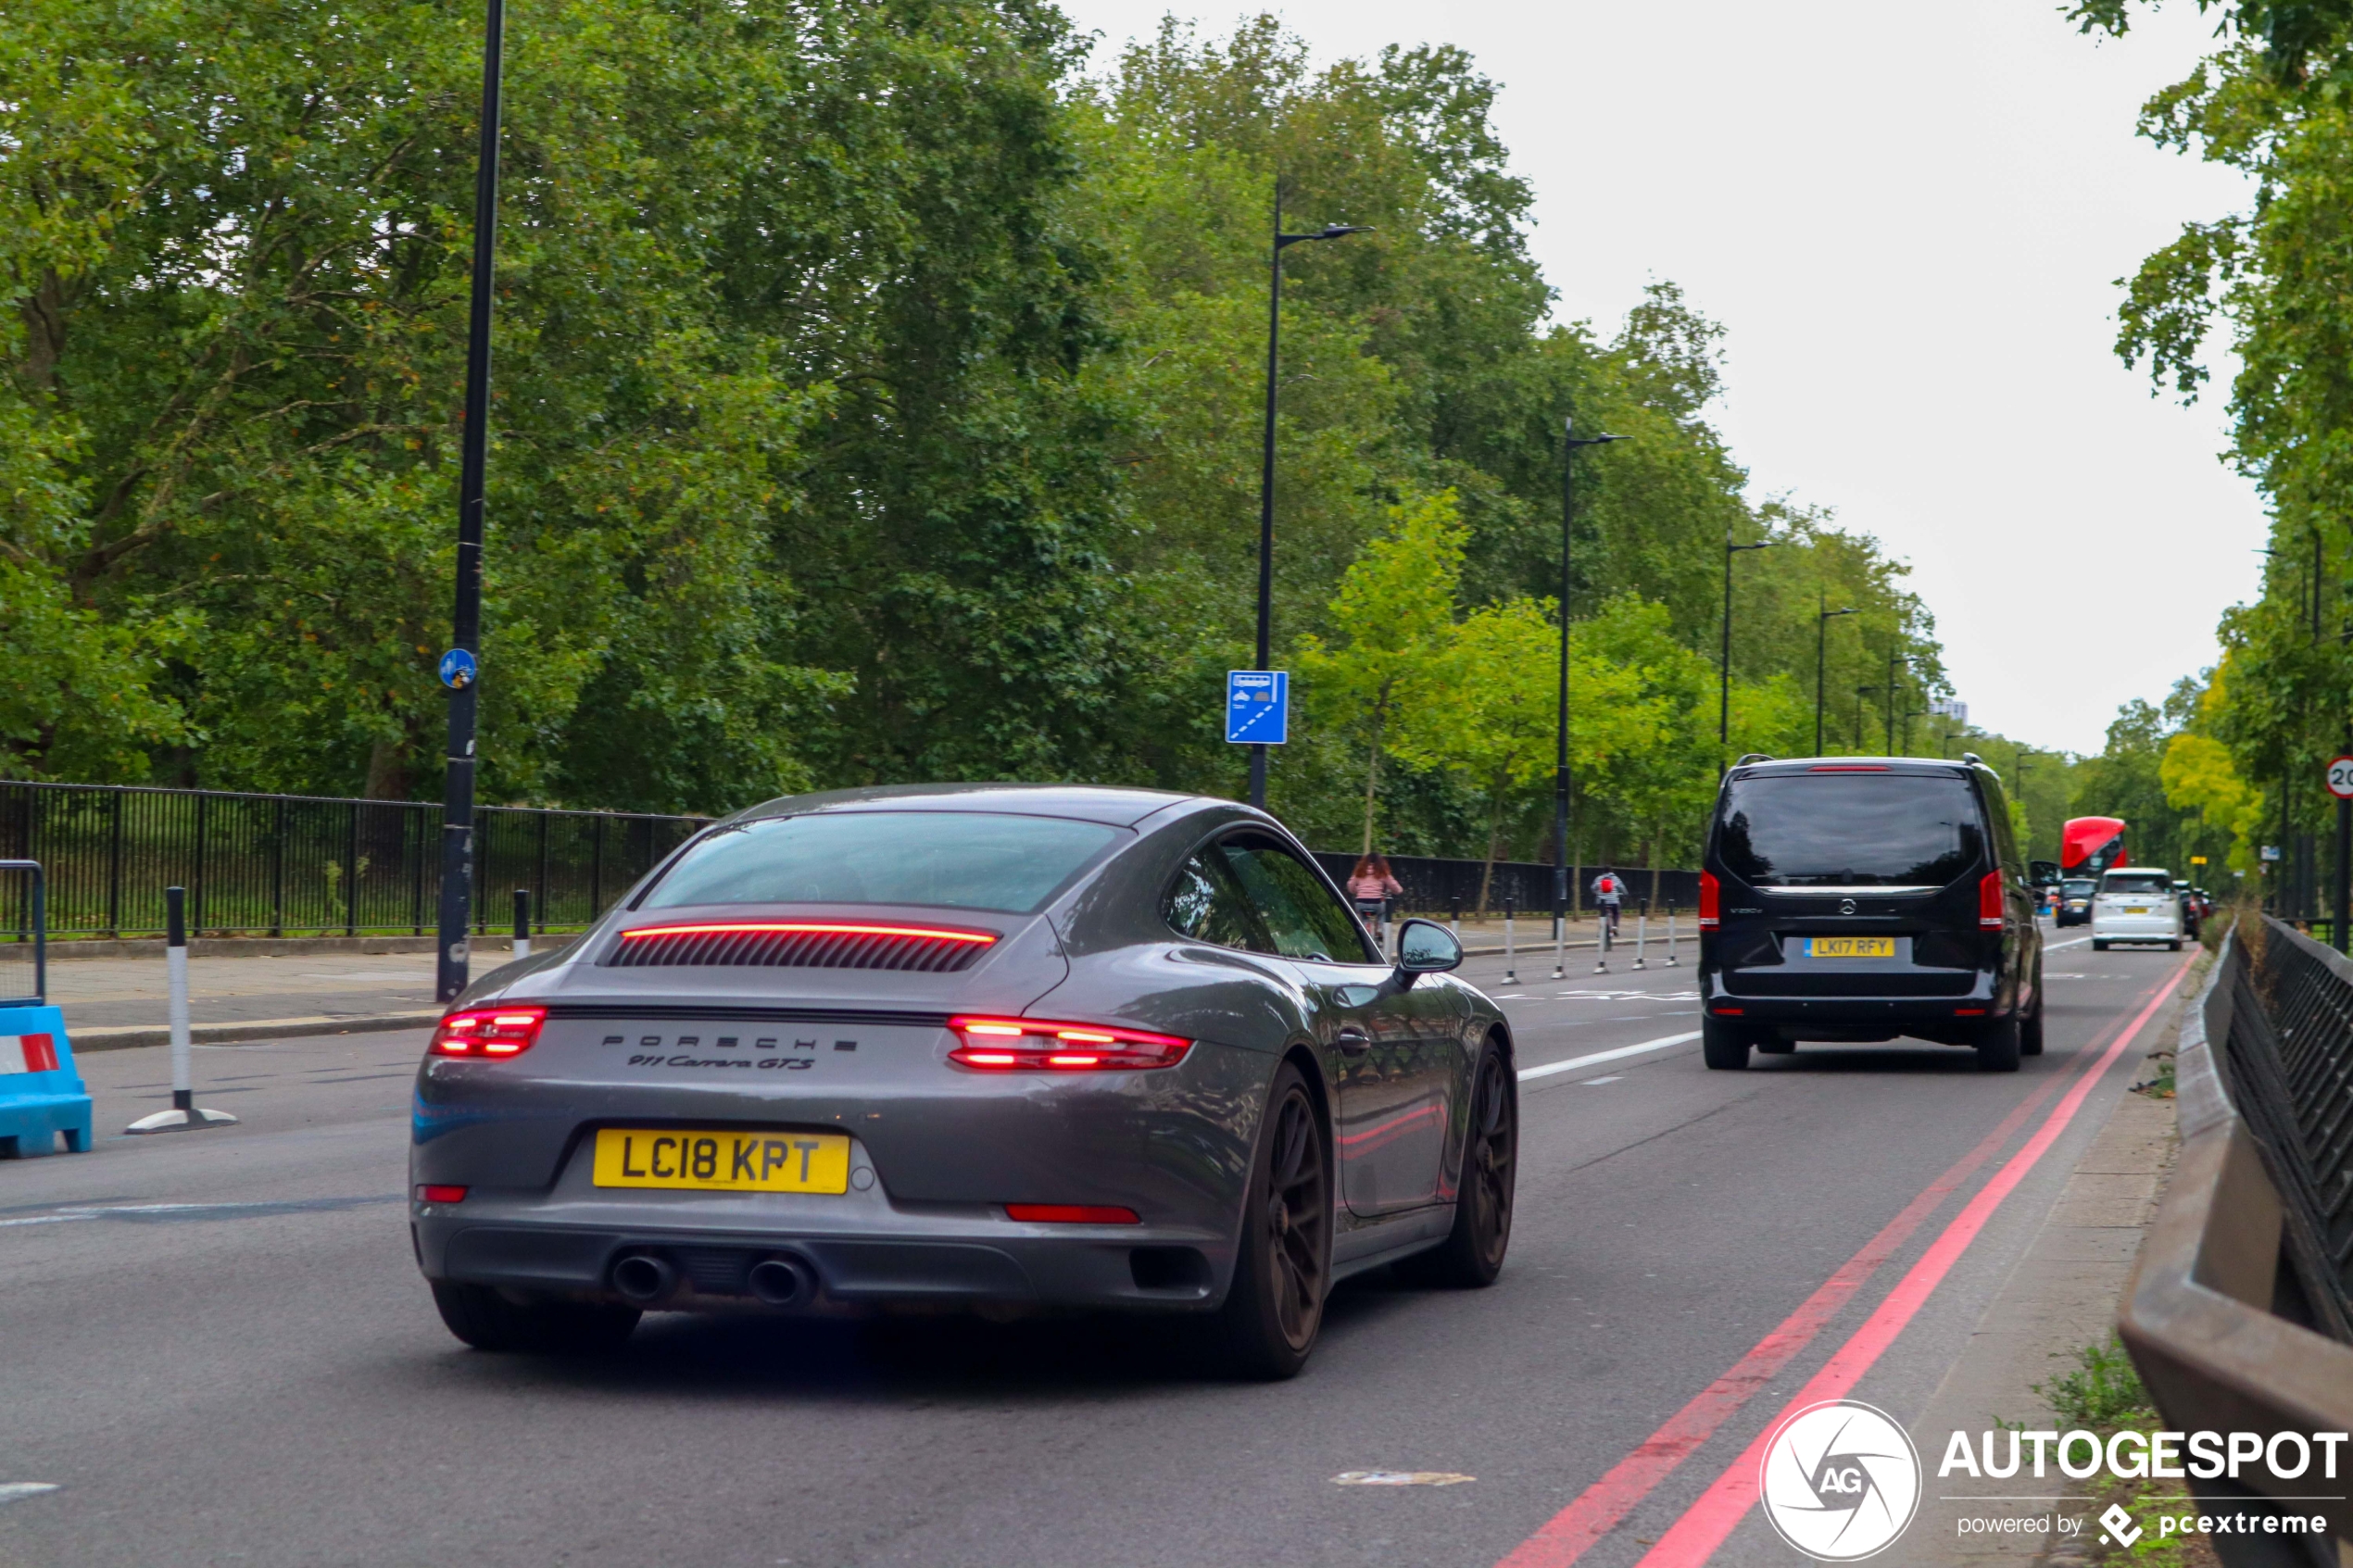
410,784 -> 1517,1378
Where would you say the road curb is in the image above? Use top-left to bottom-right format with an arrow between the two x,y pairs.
69,1010 -> 442,1052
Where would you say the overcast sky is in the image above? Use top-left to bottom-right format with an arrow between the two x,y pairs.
1058,0 -> 2266,757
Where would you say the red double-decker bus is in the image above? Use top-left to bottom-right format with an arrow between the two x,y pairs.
2062,817 -> 2128,879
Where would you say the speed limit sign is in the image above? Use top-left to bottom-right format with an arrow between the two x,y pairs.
2330,756 -> 2353,799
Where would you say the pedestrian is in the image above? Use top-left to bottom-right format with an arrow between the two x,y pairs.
1591,868 -> 1626,935
1348,853 -> 1404,927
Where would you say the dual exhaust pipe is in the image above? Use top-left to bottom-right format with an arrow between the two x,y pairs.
609,1249 -> 816,1309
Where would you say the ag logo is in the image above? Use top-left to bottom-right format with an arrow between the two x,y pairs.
1757,1399 -> 1920,1561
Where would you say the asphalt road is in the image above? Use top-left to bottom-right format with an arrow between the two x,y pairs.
0,922 -> 2193,1568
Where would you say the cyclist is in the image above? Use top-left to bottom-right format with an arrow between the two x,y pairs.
1591,868 -> 1627,935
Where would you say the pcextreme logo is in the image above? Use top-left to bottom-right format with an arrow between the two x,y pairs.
1758,1400 -> 1923,1562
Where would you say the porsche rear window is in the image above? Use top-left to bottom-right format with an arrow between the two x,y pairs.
642,811 -> 1120,914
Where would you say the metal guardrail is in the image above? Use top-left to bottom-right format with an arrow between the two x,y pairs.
2120,917 -> 2353,1562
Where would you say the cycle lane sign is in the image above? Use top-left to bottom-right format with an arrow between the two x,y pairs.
1227,671 -> 1290,745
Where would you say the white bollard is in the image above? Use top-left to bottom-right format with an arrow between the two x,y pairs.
513,888 -> 533,960
127,886 -> 237,1134
1504,898 -> 1517,986
1594,914 -> 1610,973
1634,912 -> 1649,969
1552,906 -> 1567,980
1665,909 -> 1680,966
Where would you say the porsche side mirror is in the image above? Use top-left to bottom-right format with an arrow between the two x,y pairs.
1395,918 -> 1463,978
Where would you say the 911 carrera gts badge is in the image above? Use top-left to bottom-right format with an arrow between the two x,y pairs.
606,1034 -> 837,1070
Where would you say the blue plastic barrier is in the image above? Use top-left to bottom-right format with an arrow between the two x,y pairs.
0,1003 -> 92,1157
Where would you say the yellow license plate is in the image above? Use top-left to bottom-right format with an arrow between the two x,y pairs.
592,1128 -> 850,1193
2124,906 -> 2148,915
1806,936 -> 1895,960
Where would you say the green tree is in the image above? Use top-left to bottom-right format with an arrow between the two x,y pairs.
1298,493 -> 1466,854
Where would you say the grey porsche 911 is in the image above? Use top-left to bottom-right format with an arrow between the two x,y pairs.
410,784 -> 1516,1377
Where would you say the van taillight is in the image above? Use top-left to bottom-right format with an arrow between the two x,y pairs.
1979,871 -> 2005,929
1699,872 -> 1720,929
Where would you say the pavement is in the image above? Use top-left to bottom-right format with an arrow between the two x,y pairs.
0,921 -> 2195,1568
36,944 -> 547,1048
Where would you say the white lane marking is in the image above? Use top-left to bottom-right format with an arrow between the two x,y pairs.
1546,989 -> 1700,1001
1332,1472 -> 1475,1486
1580,1075 -> 1623,1085
0,1197 -> 398,1228
2046,935 -> 2094,949
1517,1031 -> 1702,1083
0,1484 -> 59,1505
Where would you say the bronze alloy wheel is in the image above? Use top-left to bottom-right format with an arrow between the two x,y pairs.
1214,1062 -> 1329,1378
1401,1039 -> 1517,1288
1264,1080 -> 1328,1348
1462,1048 -> 1516,1273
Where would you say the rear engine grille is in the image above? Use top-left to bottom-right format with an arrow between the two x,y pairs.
1725,970 -> 1974,998
606,924 -> 994,972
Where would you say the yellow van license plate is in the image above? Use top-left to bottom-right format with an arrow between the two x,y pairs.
1807,936 -> 1895,960
591,1129 -> 850,1193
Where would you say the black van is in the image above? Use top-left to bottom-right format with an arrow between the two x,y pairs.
1697,755 -> 2045,1072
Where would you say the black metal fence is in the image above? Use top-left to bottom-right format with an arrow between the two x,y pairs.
0,778 -> 1702,942
1310,853 -> 1700,918
0,781 -> 707,940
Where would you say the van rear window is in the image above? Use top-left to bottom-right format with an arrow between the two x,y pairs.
1716,774 -> 1984,888
2101,872 -> 2171,896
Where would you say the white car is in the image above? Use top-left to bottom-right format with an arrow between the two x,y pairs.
2091,868 -> 2183,951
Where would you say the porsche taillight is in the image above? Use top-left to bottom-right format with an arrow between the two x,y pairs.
1980,871 -> 2006,930
947,1017 -> 1191,1072
1698,871 -> 1720,929
430,1006 -> 547,1058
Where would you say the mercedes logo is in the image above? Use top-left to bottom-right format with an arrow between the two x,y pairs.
1839,898 -> 1857,916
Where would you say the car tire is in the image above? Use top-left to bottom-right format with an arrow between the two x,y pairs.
1702,1017 -> 1751,1071
2169,939 -> 2183,951
1212,1060 -> 1331,1380
2020,999 -> 2045,1057
1397,1042 -> 1516,1290
2093,939 -> 2109,951
1755,1036 -> 1795,1055
430,1281 -> 640,1353
1974,1015 -> 2022,1073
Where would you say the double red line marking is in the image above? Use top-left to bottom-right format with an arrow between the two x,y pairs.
1497,957 -> 2197,1568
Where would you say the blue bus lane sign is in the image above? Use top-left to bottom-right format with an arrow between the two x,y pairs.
1227,671 -> 1290,745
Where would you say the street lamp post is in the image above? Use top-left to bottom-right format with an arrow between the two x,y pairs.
1855,684 -> 1877,752
1249,188 -> 1367,809
1720,534 -> 1778,757
1554,418 -> 1627,937
1885,649 -> 1905,754
1814,596 -> 1857,756
434,0 -> 509,1004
